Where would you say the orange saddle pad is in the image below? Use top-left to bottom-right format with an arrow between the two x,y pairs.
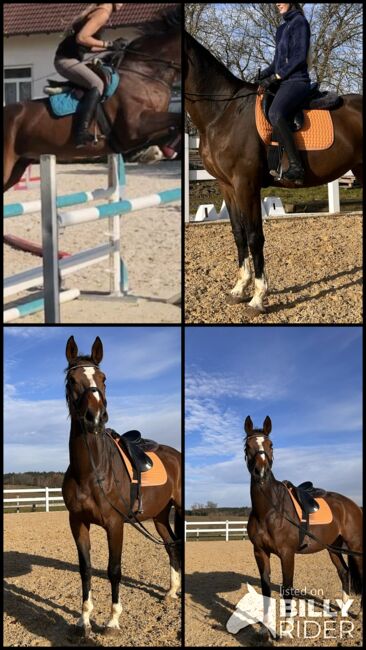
255,95 -> 334,151
109,434 -> 168,487
287,487 -> 333,525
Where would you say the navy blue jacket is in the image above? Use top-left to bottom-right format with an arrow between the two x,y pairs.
262,9 -> 310,82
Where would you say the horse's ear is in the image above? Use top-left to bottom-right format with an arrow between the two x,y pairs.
244,416 -> 253,435
263,416 -> 272,436
66,336 -> 78,363
91,336 -> 103,365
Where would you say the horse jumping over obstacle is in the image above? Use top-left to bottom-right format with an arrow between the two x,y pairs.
63,336 -> 182,637
184,32 -> 363,315
4,7 -> 181,192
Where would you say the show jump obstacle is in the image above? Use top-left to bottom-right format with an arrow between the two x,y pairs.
4,155 -> 180,323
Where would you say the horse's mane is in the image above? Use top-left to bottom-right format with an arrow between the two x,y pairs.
129,6 -> 181,50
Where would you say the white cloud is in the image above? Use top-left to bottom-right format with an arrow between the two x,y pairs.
186,368 -> 287,401
185,444 -> 362,508
4,391 -> 180,472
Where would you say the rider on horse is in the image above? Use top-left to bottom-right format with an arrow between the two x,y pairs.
54,3 -> 123,148
256,3 -> 312,184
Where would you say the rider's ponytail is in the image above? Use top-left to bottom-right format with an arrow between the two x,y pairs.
289,3 -> 304,14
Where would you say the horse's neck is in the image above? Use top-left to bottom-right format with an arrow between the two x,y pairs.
186,37 -> 245,130
68,423 -> 108,480
124,37 -> 179,87
250,473 -> 284,519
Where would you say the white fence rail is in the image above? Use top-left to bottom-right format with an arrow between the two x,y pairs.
185,519 -> 248,542
4,488 -> 64,512
185,133 -> 355,222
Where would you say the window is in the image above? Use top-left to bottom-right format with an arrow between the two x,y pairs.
4,67 -> 32,104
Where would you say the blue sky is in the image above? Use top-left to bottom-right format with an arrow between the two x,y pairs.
185,327 -> 362,508
4,326 -> 181,473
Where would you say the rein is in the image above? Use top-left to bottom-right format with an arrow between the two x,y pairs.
184,89 -> 260,102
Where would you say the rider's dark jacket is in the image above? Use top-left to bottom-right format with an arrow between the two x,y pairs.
261,9 -> 310,82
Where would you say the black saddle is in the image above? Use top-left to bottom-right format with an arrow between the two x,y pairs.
292,481 -> 326,514
106,428 -> 159,515
119,429 -> 159,470
262,82 -> 343,133
283,480 -> 327,550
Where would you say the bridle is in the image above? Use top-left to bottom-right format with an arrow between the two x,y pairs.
244,433 -> 274,468
66,363 -> 106,433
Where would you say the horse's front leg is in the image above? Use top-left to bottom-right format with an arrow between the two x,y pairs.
253,546 -> 275,640
237,185 -> 268,314
104,520 -> 124,635
69,514 -> 93,637
225,195 -> 253,303
280,550 -> 296,639
214,184 -> 252,303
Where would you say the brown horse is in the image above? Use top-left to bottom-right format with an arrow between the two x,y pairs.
185,32 -> 363,314
4,7 -> 181,192
62,336 -> 182,637
243,415 -> 362,640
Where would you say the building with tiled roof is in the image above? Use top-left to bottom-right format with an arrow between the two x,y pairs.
4,3 -> 180,101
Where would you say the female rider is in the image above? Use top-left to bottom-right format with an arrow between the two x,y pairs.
54,4 -> 123,147
257,3 -> 311,184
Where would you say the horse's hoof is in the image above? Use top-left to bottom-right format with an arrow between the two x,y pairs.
226,293 -> 247,305
103,626 -> 120,637
71,624 -> 91,638
257,626 -> 274,644
164,591 -> 179,602
245,304 -> 267,317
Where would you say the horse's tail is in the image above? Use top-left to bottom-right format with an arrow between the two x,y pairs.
348,554 -> 362,594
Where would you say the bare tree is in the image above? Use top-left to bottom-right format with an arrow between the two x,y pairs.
184,3 -> 362,93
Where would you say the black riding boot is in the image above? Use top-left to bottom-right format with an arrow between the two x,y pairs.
75,87 -> 101,148
274,115 -> 304,185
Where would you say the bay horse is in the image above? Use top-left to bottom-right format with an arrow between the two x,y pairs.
243,415 -> 362,640
62,335 -> 182,637
4,7 -> 181,192
185,32 -> 363,314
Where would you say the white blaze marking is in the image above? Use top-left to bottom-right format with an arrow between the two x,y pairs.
82,366 -> 101,424
256,436 -> 266,477
83,367 -> 100,400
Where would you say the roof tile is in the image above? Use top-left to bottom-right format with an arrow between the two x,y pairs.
4,3 -> 180,36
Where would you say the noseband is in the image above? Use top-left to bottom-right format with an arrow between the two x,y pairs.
66,364 -> 107,431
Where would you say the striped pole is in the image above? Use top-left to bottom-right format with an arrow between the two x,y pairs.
4,289 -> 80,323
4,154 -> 125,218
58,188 -> 181,227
